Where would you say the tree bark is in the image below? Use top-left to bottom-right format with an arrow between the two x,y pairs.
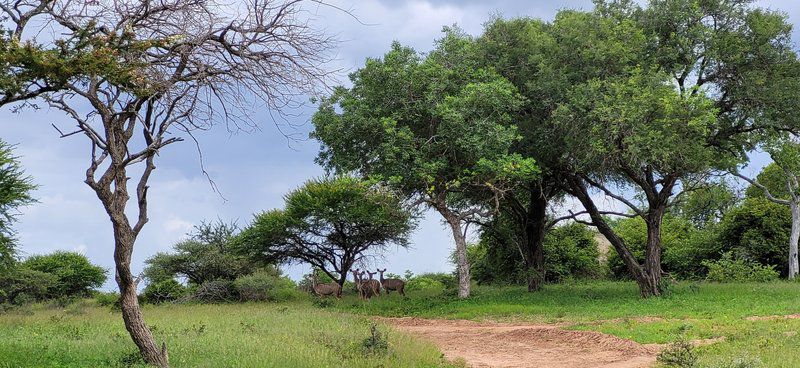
440,209 -> 471,299
643,207 -> 665,296
524,190 -> 547,291
790,203 -> 800,280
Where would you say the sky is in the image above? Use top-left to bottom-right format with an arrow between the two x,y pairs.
2,0 -> 797,289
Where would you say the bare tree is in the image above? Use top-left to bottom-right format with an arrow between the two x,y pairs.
0,0 -> 336,366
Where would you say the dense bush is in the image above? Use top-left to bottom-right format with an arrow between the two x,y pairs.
141,279 -> 189,304
21,251 -> 106,298
703,252 -> 779,283
233,271 -> 298,302
471,221 -> 603,285
0,266 -> 56,304
194,280 -> 237,303
608,216 -> 722,280
404,277 -> 446,292
144,221 -> 264,285
718,197 -> 791,277
94,291 -> 121,309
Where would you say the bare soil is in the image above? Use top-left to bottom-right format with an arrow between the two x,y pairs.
384,317 -> 660,368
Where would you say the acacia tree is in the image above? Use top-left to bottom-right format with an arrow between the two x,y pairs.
0,0 -> 335,365
312,33 -> 537,298
235,177 -> 414,293
733,139 -> 800,279
0,139 -> 35,269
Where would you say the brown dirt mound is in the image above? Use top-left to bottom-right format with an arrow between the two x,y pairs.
383,317 -> 659,368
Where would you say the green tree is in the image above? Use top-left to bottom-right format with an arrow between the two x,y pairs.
22,251 -> 106,298
0,266 -> 55,304
143,221 -> 261,285
236,177 -> 414,294
734,140 -> 800,278
719,197 -> 792,277
0,140 -> 35,269
312,33 -> 537,298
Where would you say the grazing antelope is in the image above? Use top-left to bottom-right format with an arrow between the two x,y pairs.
311,272 -> 341,298
377,268 -> 405,296
364,270 -> 382,297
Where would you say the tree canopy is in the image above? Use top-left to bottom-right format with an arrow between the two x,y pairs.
236,177 -> 415,290
0,139 -> 34,269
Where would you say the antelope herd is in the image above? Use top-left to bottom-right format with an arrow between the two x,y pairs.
313,268 -> 406,299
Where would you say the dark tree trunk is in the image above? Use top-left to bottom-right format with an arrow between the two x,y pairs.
566,176 -> 660,297
523,189 -> 547,292
643,208 -> 665,294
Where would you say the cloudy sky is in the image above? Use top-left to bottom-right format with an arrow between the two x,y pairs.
2,0 -> 796,289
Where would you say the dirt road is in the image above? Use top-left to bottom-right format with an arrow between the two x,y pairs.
385,318 -> 660,368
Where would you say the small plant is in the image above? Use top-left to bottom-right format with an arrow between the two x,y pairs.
657,339 -> 698,368
361,323 -> 388,356
710,356 -> 762,368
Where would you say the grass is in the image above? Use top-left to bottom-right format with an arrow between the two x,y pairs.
327,281 -> 800,367
0,299 -> 459,368
3,281 -> 800,367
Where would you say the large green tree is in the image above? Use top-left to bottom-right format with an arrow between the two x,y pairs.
236,177 -> 414,293
547,0 -> 800,297
0,139 -> 34,269
312,33 -> 537,298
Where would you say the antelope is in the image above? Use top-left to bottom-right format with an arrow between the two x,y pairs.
364,270 -> 382,297
352,269 -> 375,299
311,272 -> 341,298
377,268 -> 405,296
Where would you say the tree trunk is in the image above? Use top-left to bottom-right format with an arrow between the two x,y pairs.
441,211 -> 471,299
524,190 -> 547,292
114,227 -> 169,368
789,203 -> 800,280
566,176 -> 659,297
643,208 -> 664,296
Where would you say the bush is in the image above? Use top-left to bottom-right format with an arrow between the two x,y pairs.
194,279 -> 237,303
543,223 -> 603,282
233,272 -> 298,302
21,251 -> 107,298
412,272 -> 456,290
405,277 -> 445,293
703,252 -> 779,283
657,339 -> 698,367
718,197 -> 791,277
0,266 -> 56,305
141,279 -> 188,304
95,291 -> 121,310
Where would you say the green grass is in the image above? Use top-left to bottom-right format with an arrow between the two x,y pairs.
4,281 -> 800,367
327,281 -> 800,367
0,299 -> 458,368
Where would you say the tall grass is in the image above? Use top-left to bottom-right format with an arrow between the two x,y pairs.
0,301 -> 458,368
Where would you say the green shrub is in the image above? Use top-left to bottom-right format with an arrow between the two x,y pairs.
0,266 -> 56,304
657,339 -> 698,367
718,197 -> 791,277
703,252 -> 779,283
194,280 -> 237,303
95,291 -> 121,310
405,277 -> 445,293
21,251 -> 107,298
233,272 -> 298,302
141,279 -> 188,304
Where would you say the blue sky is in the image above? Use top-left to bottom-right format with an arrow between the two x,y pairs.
1,0 -> 794,289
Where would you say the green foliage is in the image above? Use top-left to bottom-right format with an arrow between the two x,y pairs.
608,216 -> 722,280
94,292 -> 121,310
141,279 -> 188,305
361,323 -> 389,357
657,339 -> 699,368
0,265 -> 56,304
21,251 -> 106,299
472,220 -> 603,285
719,197 -> 791,276
676,181 -> 740,228
703,253 -> 779,283
0,140 -> 35,269
144,220 -> 263,285
236,177 -> 413,284
405,277 -> 446,293
233,271 -> 298,302
744,163 -> 790,200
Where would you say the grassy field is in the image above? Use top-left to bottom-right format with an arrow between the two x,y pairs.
0,300 -> 458,368
2,281 -> 800,367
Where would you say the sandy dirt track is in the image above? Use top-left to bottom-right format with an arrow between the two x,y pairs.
385,317 -> 660,368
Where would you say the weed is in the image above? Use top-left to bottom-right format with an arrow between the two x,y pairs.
362,323 -> 389,356
658,339 -> 698,368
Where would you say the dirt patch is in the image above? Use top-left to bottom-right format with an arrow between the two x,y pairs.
383,317 -> 660,368
745,314 -> 800,321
